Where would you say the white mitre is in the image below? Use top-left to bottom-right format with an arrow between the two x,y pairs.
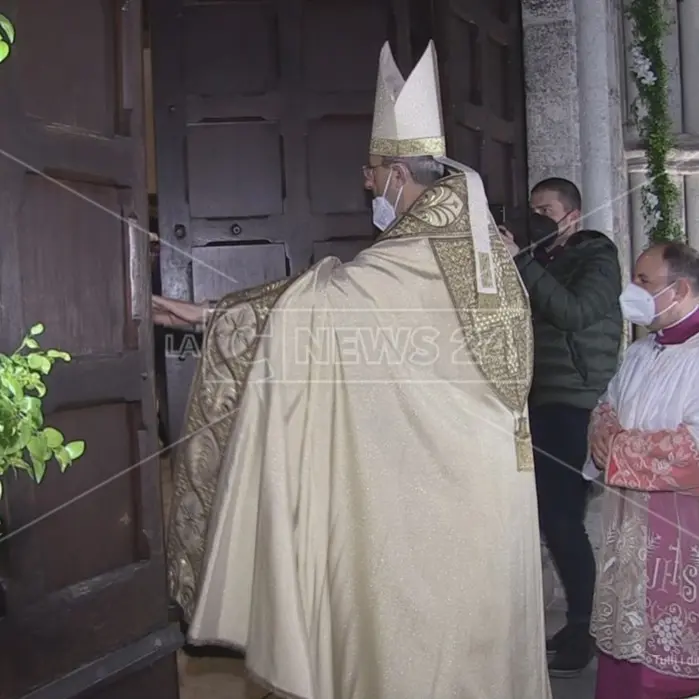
370,41 -> 497,295
369,41 -> 445,158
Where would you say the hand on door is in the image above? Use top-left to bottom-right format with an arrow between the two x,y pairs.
152,295 -> 208,327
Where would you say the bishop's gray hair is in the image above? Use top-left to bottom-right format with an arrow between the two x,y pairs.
381,155 -> 446,186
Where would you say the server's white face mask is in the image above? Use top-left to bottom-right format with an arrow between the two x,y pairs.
372,171 -> 403,232
619,282 -> 678,326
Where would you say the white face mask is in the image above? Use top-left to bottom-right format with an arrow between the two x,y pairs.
619,282 -> 678,326
372,171 -> 403,232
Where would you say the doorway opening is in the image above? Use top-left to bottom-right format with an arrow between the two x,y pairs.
142,1 -> 529,696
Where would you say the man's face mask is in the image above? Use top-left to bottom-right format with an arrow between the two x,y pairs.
505,212 -> 558,251
619,282 -> 679,327
372,170 -> 404,232
527,212 -> 560,246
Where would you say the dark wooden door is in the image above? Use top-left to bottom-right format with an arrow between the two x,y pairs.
0,2 -> 181,699
408,0 -> 529,223
150,0 -> 414,441
151,0 -> 529,442
430,0 -> 529,221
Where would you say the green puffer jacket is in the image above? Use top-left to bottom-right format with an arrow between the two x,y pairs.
515,230 -> 623,410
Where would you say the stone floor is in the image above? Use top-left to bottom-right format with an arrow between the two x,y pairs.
178,617 -> 597,699
178,652 -> 596,699
547,611 -> 597,699
178,653 -> 270,699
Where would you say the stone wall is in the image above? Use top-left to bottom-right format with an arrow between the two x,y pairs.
521,0 -> 627,611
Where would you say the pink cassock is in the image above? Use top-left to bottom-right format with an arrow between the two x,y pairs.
594,307 -> 699,699
596,652 -> 699,699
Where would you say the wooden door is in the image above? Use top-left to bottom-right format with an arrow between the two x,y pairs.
150,0 -> 413,441
0,2 -> 181,699
407,0 -> 529,222
430,0 -> 529,222
151,0 -> 529,441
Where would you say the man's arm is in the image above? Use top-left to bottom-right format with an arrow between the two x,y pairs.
604,425 -> 699,492
153,295 -> 211,328
515,243 -> 621,331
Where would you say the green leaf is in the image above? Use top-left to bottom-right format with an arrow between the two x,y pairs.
20,395 -> 42,418
0,14 -> 16,45
8,457 -> 31,473
17,420 -> 34,450
31,455 -> 47,483
0,325 -> 85,497
31,381 -> 47,398
27,355 -> 51,374
64,441 -> 85,460
27,434 -> 49,462
1,374 -> 22,397
55,447 -> 71,472
47,350 -> 71,362
43,427 -> 64,449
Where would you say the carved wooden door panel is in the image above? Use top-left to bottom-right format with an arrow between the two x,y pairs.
428,0 -> 529,221
150,0 -> 411,441
0,2 -> 181,698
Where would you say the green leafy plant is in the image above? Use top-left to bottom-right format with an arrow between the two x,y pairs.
0,324 -> 86,499
627,0 -> 684,243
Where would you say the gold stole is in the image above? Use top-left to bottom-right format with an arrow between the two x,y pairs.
378,175 -> 535,471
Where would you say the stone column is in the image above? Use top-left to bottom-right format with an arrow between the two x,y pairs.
685,174 -> 699,249
575,0 -> 615,233
680,0 -> 699,248
628,170 -> 648,259
521,0 -> 581,190
521,0 -> 627,613
522,0 -> 580,612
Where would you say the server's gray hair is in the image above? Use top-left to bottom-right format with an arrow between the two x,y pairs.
658,241 -> 699,293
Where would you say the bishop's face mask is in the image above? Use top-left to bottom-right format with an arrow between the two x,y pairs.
372,170 -> 404,232
619,282 -> 678,326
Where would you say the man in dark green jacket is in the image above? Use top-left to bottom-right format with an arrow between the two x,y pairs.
502,178 -> 623,678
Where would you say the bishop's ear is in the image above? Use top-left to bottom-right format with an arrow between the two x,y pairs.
391,163 -> 412,187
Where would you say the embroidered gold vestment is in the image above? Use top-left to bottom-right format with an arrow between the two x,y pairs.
167,174 -> 550,699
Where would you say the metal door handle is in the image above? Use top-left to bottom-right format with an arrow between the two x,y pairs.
128,215 -> 147,321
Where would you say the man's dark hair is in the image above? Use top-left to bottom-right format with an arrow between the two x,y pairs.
658,241 -> 699,293
532,177 -> 582,213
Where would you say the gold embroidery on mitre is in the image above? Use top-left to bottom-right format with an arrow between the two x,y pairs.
370,136 -> 446,158
166,277 -> 294,622
379,174 -> 535,471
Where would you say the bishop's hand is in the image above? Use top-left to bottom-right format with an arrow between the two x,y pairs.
152,295 -> 208,327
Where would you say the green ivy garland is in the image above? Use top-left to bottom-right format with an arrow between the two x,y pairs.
627,0 -> 683,242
